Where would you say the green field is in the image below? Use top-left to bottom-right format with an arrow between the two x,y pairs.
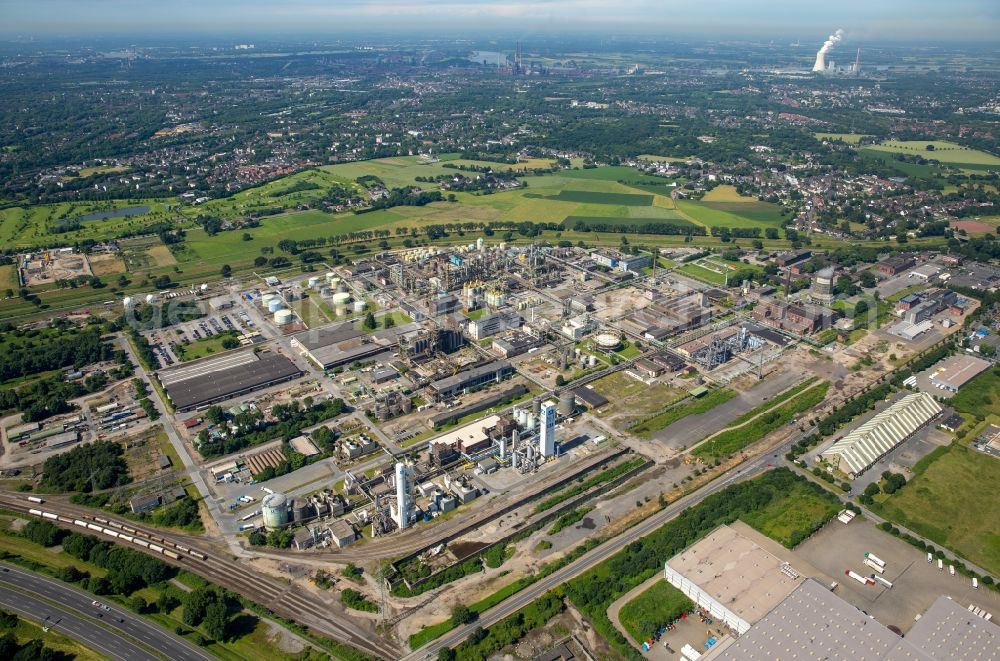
550,190 -> 653,205
628,388 -> 737,440
176,330 -> 240,362
871,444 -> 1000,575
740,477 -> 841,548
949,366 -> 1000,419
618,581 -> 693,644
866,140 -> 1000,168
566,215 -> 695,232
0,199 -> 177,249
677,198 -> 783,228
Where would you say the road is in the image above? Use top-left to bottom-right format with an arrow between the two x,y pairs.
0,493 -> 398,660
0,561 -> 211,661
402,444 -> 786,660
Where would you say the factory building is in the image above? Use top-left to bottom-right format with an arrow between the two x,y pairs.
467,310 -> 522,341
290,321 -> 418,370
539,400 -> 557,458
428,360 -> 514,400
590,249 -> 650,273
928,355 -> 991,393
159,349 -> 304,412
663,525 -> 805,636
822,392 -> 942,477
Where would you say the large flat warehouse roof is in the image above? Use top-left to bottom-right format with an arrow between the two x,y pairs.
160,349 -> 304,411
666,524 -> 803,626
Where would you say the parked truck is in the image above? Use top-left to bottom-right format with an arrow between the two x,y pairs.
864,552 -> 886,568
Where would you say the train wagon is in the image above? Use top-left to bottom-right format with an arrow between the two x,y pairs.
163,550 -> 181,560
73,520 -> 88,528
101,528 -> 120,539
26,496 -> 44,504
119,535 -> 134,543
94,517 -> 109,524
149,544 -> 164,553
189,550 -> 208,561
42,512 -> 59,521
28,509 -> 42,517
86,523 -> 103,533
133,539 -> 150,548
57,516 -> 73,524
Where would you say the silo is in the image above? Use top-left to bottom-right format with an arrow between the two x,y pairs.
557,391 -> 576,417
476,237 -> 484,251
261,492 -> 289,530
274,309 -> 293,325
325,272 -> 338,283
336,281 -> 349,294
335,303 -> 348,317
122,296 -> 133,309
291,498 -> 311,523
588,355 -> 597,368
267,298 -> 284,313
531,397 -> 541,417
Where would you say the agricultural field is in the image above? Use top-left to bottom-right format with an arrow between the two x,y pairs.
321,156 -> 463,190
677,191 -> 784,229
871,444 -> 1000,575
0,264 -> 19,290
865,140 -> 1000,169
739,477 -> 841,548
549,190 -> 653,205
618,581 -> 693,644
87,252 -> 127,276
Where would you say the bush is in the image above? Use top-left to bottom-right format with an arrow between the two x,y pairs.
451,604 -> 475,626
21,520 -> 67,547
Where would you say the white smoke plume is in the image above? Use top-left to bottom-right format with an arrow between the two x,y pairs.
813,29 -> 845,72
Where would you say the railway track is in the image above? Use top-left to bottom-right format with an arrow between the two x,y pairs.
0,493 -> 397,660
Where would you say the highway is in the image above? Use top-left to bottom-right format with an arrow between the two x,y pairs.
0,561 -> 210,661
0,493 -> 398,660
402,443 -> 787,660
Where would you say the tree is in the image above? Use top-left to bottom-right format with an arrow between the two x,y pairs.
363,311 -> 376,331
221,336 -> 240,350
438,648 -> 457,661
254,256 -> 267,267
203,600 -> 229,641
451,604 -> 475,626
157,592 -> 181,613
206,405 -> 225,425
242,233 -> 253,241
129,595 -> 148,614
555,375 -> 566,387
383,314 -> 395,329
220,264 -> 232,278
183,586 -> 216,626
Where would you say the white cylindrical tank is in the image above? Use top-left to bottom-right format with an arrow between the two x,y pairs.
261,293 -> 277,306
332,292 -> 351,305
353,300 -> 366,313
588,355 -> 597,368
200,283 -> 208,291
267,298 -> 284,313
261,492 -> 289,530
476,237 -> 484,251
274,309 -> 293,325
307,276 -> 320,288
145,294 -> 155,304
326,272 -> 337,282
335,304 -> 348,317
122,296 -> 133,308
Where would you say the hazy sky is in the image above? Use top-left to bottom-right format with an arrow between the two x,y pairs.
2,0 -> 998,41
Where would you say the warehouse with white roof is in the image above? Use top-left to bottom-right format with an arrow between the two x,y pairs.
822,392 -> 942,477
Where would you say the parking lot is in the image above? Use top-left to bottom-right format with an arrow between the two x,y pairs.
145,311 -> 258,368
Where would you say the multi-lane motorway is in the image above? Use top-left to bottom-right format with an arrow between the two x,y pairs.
0,492 -> 398,660
0,561 -> 210,661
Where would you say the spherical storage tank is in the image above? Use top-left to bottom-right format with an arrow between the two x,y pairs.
261,492 -> 289,530
274,309 -> 293,325
267,298 -> 284,313
122,296 -> 133,309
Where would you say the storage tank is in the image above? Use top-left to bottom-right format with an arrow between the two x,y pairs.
353,300 -> 366,314
145,293 -> 155,304
336,281 -> 349,294
261,492 -> 289,530
274,309 -> 293,325
476,237 -> 484,251
325,272 -> 338,283
558,391 -> 576,417
335,303 -> 348,317
291,498 -> 311,523
122,296 -> 133,309
307,276 -> 321,288
588,354 -> 597,368
267,298 -> 284,313
200,283 -> 208,291
332,292 -> 351,305
531,398 -> 541,417
594,331 -> 623,351
261,293 -> 277,306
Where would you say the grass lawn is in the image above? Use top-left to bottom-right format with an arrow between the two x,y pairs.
0,199 -> 178,250
678,261 -> 728,285
628,388 -> 737,440
949,366 -> 1000,419
551,190 -> 653,206
618,580 -> 694,644
175,330 -> 240,362
871,444 -> 1000,575
740,477 -> 841,547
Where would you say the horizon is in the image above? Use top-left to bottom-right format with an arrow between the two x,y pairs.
2,0 -> 998,42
